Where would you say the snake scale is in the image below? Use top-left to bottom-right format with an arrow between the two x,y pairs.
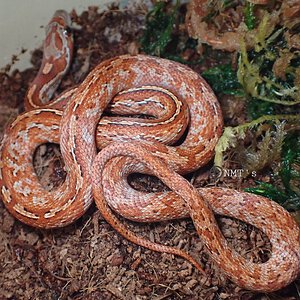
0,10 -> 299,292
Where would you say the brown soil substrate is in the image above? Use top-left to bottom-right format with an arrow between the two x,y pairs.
0,5 -> 299,300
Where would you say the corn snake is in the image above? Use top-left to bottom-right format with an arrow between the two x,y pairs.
0,10 -> 299,292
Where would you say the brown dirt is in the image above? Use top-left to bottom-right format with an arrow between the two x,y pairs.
0,4 -> 299,300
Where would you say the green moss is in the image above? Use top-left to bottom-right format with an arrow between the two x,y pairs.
139,1 -> 203,64
140,1 -> 179,57
246,98 -> 275,119
244,1 -> 256,30
238,17 -> 300,108
245,132 -> 300,211
202,64 -> 244,96
214,114 -> 300,167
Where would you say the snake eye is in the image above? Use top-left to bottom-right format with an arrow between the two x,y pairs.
64,26 -> 72,36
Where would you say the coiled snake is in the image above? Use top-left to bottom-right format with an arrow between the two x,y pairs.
0,10 -> 299,292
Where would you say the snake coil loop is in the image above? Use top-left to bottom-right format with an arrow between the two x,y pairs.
0,10 -> 299,292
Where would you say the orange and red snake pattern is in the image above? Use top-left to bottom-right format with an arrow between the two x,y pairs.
0,10 -> 299,292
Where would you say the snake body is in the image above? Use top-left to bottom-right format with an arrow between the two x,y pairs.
0,10 -> 299,292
